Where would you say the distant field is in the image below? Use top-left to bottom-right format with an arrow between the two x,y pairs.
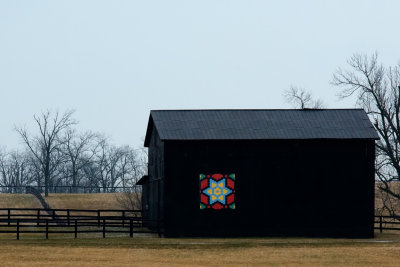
0,193 -> 124,210
0,233 -> 400,266
0,184 -> 393,213
45,193 -> 123,210
375,182 -> 400,215
0,194 -> 42,209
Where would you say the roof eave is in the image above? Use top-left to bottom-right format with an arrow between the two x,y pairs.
136,175 -> 149,185
161,137 -> 380,141
143,114 -> 153,147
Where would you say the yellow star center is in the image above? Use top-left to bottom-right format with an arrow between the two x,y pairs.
214,188 -> 221,195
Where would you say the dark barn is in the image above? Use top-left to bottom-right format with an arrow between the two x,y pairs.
139,109 -> 379,238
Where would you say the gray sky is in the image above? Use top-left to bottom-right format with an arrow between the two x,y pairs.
1,0 -> 399,150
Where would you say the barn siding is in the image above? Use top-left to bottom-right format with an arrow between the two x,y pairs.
162,139 -> 375,237
146,127 -> 165,229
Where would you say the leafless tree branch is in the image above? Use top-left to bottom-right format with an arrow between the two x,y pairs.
284,86 -> 325,109
333,52 -> 400,215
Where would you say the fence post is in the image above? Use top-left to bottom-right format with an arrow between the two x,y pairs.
37,209 -> 40,226
52,210 -> 55,220
122,211 -> 125,227
380,216 -> 383,233
16,219 -> 19,240
74,219 -> 77,238
67,209 -> 70,226
46,220 -> 49,239
7,209 -> 10,226
102,218 -> 106,238
97,210 -> 100,227
129,219 -> 133,238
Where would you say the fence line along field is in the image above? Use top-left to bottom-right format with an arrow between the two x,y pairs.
0,193 -> 125,210
0,193 -> 138,220
1,193 -> 400,266
0,208 -> 158,240
0,193 -> 155,240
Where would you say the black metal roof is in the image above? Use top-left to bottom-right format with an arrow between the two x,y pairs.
144,109 -> 379,146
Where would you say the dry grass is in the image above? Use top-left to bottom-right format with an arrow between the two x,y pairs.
44,193 -> 123,210
0,194 -> 42,209
375,182 -> 400,215
0,193 -> 126,217
1,194 -> 400,265
1,233 -> 400,266
0,193 -> 124,210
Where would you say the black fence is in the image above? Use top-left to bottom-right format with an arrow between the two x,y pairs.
1,210 -> 396,239
0,208 -> 161,239
375,215 -> 400,233
0,185 -> 137,194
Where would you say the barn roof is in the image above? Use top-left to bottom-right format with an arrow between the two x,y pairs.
144,109 -> 379,146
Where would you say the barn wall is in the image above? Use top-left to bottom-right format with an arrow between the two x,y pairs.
146,127 -> 165,228
163,139 -> 375,237
141,183 -> 149,219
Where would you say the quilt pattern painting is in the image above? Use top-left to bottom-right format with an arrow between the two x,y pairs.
199,173 -> 235,210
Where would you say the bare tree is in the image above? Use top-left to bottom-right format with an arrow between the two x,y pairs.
82,137 -> 120,191
15,110 -> 76,196
95,137 -> 114,191
25,151 -> 43,189
0,149 -> 14,192
0,150 -> 31,193
332,53 -> 400,216
284,86 -> 325,109
115,147 -> 147,211
62,129 -> 98,192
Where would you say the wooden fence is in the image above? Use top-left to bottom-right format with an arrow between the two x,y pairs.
0,185 -> 137,194
374,215 -> 400,233
0,208 -> 161,239
1,210 -> 396,239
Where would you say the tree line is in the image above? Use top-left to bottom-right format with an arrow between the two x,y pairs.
0,110 -> 146,196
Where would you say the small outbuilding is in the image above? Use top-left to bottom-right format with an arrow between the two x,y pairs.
139,109 -> 379,237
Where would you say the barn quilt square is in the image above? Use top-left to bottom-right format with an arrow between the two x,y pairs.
199,173 -> 235,210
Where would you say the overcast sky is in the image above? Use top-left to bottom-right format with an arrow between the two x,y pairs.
1,0 -> 399,150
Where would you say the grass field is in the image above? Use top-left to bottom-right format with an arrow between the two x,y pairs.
1,194 -> 400,266
1,233 -> 400,266
0,194 -> 42,209
0,193 -> 123,210
45,193 -> 123,210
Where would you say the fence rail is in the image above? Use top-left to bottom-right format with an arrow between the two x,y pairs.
0,208 -> 161,239
0,185 -> 137,194
2,211 -> 395,239
374,215 -> 400,232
